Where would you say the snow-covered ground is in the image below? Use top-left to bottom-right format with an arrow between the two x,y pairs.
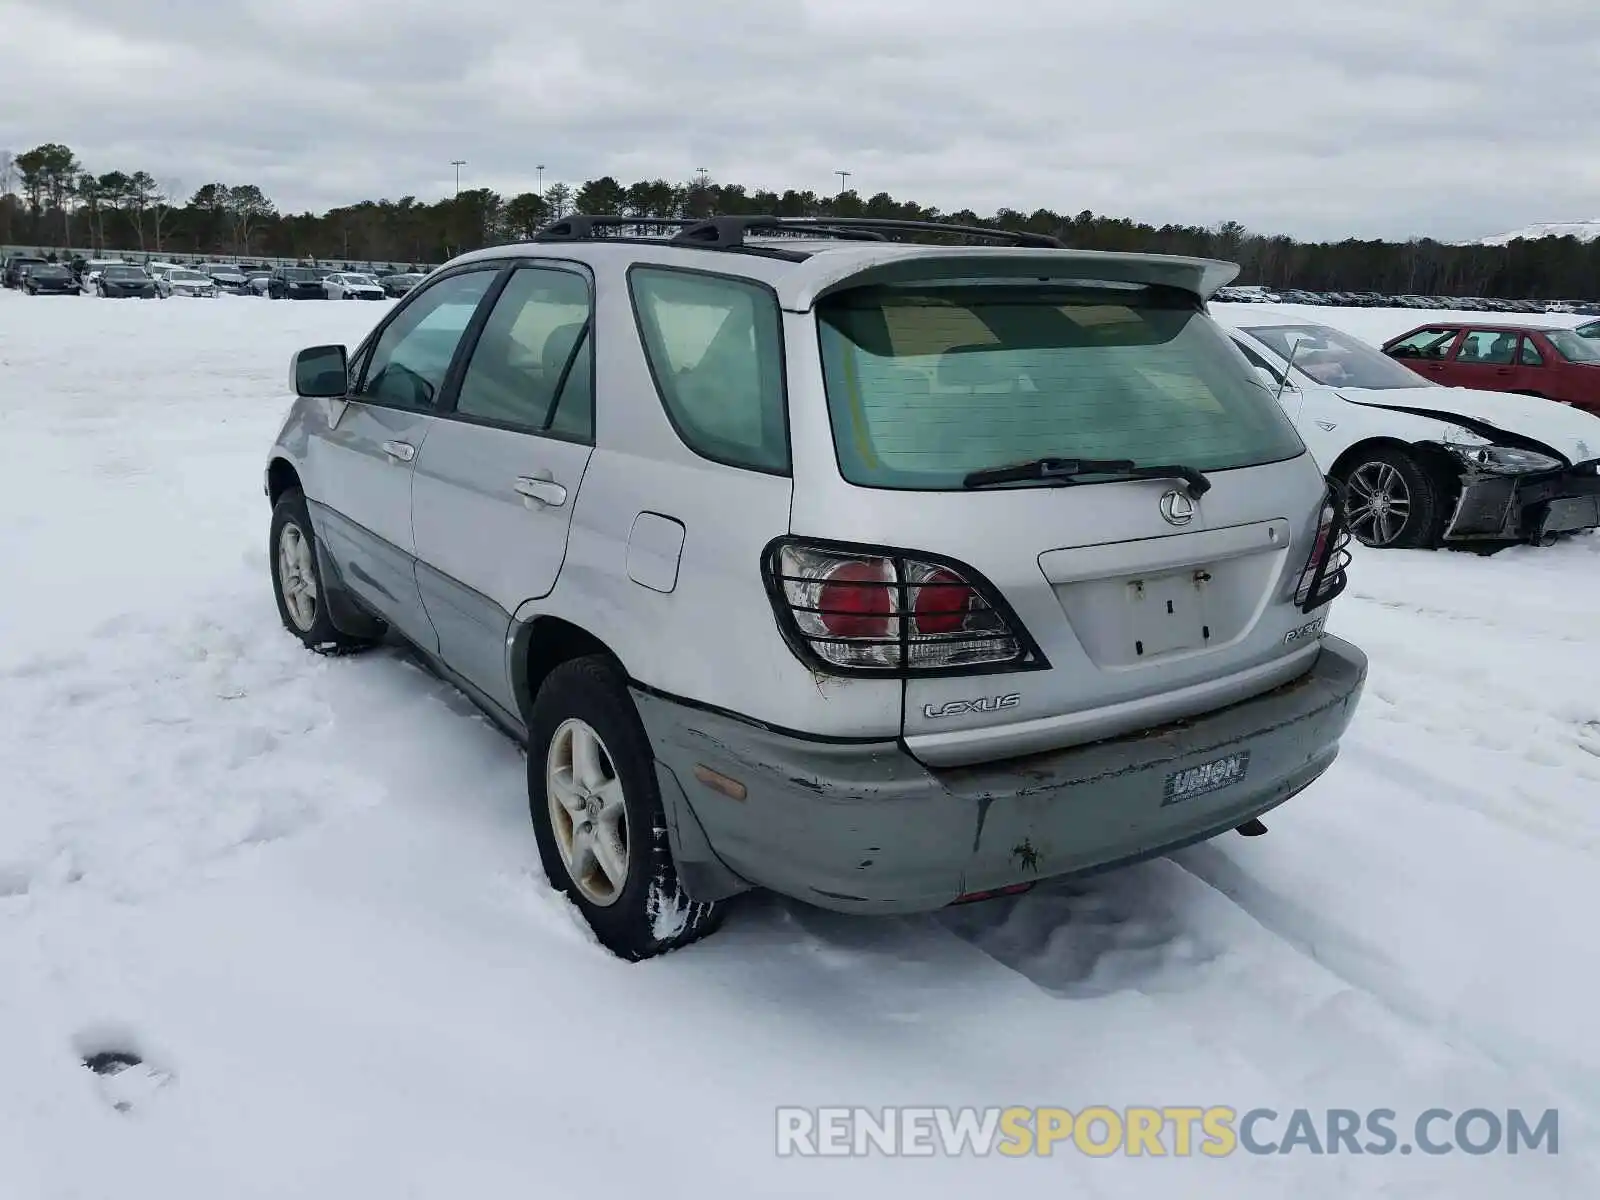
3,290 -> 1598,1199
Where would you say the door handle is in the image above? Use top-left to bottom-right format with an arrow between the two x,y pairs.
513,474 -> 568,507
381,440 -> 416,462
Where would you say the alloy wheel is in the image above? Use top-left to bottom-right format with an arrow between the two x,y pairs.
1345,460 -> 1413,547
276,522 -> 319,631
545,718 -> 630,906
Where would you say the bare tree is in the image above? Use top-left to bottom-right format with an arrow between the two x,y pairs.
543,181 -> 572,219
0,151 -> 14,242
151,177 -> 182,253
126,171 -> 158,249
226,184 -> 276,256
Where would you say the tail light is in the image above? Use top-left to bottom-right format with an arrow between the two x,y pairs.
763,539 -> 1047,677
1294,485 -> 1352,612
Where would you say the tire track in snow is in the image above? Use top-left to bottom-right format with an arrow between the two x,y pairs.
1346,739 -> 1600,853
1342,584 -> 1599,645
1168,837 -> 1600,1127
0,603 -> 387,905
932,843 -> 1600,1196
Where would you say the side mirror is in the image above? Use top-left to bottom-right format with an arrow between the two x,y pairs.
291,344 -> 348,398
1253,366 -> 1280,390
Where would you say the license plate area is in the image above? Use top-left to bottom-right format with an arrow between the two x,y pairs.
1127,570 -> 1211,658
1163,751 -> 1250,806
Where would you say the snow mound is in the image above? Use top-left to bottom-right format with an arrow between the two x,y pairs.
1477,219 -> 1600,245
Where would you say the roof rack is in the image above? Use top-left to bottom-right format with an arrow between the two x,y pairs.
673,217 -> 889,245
532,216 -> 697,241
672,216 -> 1066,250
528,213 -> 1067,250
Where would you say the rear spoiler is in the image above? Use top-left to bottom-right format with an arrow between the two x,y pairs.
777,248 -> 1241,311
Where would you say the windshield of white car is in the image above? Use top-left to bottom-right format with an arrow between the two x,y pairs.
1243,324 -> 1429,390
1543,329 -> 1600,363
345,274 -> 377,286
170,270 -> 209,282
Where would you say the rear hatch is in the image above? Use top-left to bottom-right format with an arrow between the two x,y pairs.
784,265 -> 1342,768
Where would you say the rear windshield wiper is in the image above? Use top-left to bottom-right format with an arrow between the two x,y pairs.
962,457 -> 1211,495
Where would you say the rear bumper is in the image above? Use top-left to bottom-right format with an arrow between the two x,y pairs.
634,636 -> 1367,913
1444,466 -> 1600,541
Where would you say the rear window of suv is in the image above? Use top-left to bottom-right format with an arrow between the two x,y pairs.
815,282 -> 1305,490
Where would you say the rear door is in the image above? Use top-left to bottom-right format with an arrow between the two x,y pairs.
794,278 -> 1328,766
410,262 -> 596,710
306,265 -> 501,650
1509,333 -> 1552,396
1448,328 -> 1522,391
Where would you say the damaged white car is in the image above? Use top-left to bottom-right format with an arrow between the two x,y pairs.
1222,321 -> 1600,549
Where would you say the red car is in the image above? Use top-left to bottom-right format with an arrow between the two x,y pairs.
1381,323 -> 1600,416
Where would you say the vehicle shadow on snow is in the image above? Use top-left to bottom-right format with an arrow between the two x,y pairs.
930,863 -> 1228,997
718,860 -> 1227,1001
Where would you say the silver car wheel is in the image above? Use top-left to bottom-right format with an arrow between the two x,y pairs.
276,522 -> 319,632
1345,460 -> 1412,547
545,718 -> 630,907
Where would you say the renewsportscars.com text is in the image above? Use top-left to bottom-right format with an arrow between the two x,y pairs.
776,1106 -> 1559,1158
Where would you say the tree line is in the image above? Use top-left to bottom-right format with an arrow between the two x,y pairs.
3,140 -> 1598,298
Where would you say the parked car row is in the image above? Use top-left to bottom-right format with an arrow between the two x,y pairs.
256,213 -> 1599,960
1215,286 -> 1599,315
258,266 -> 420,299
1,251 -> 426,300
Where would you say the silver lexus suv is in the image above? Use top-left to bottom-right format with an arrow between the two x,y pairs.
264,216 -> 1367,959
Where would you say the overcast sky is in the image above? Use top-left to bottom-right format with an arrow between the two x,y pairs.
3,0 -> 1597,243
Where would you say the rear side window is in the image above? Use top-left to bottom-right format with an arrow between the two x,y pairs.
629,267 -> 788,473
815,283 -> 1305,491
453,266 -> 593,440
1456,330 -> 1518,364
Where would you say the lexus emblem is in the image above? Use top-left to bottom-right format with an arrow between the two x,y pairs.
1159,489 -> 1196,526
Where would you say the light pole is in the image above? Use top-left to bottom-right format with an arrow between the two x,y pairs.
536,164 -> 545,197
696,167 -> 709,189
450,159 -> 466,197
835,170 -> 850,193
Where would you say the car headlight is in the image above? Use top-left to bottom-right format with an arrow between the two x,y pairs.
1443,441 -> 1564,475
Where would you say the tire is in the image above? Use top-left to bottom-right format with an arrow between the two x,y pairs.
268,488 -> 380,654
1334,446 -> 1449,549
527,656 -> 724,960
